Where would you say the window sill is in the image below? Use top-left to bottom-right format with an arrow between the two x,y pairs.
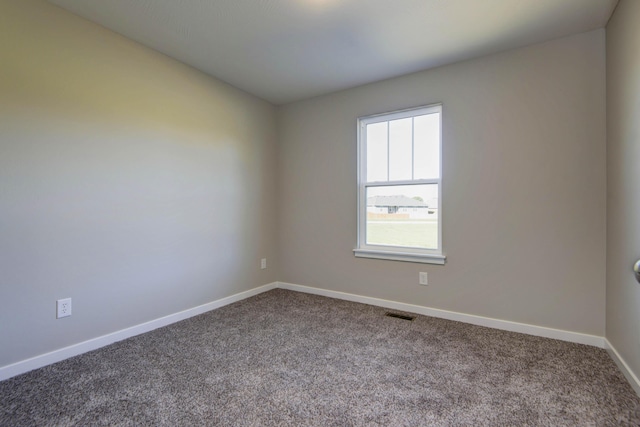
353,248 -> 446,265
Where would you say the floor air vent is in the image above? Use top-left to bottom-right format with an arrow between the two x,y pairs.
385,312 -> 415,321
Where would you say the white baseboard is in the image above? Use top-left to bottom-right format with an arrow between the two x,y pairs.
605,339 -> 640,396
0,282 -> 278,382
0,280 -> 612,384
277,282 -> 606,348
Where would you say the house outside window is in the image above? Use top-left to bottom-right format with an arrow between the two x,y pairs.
354,104 -> 445,264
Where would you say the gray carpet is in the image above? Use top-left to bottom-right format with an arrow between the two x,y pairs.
1,289 -> 639,426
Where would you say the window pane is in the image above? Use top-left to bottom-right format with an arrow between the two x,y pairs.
413,113 -> 440,179
388,118 -> 413,181
366,184 -> 439,249
366,122 -> 388,182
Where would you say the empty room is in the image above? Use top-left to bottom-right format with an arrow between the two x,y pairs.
1,0 -> 640,425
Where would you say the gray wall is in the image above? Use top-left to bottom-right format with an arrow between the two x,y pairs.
0,0 -> 278,367
0,0 -> 613,371
606,0 -> 640,381
278,30 -> 607,336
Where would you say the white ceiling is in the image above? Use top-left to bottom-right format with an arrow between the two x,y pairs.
49,0 -> 618,105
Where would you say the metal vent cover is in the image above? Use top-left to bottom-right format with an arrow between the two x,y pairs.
385,312 -> 415,321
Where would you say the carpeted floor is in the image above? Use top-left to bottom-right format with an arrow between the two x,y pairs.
1,289 -> 639,426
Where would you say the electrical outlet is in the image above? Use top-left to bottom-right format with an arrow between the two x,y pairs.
419,272 -> 428,286
56,298 -> 72,318
261,258 -> 267,269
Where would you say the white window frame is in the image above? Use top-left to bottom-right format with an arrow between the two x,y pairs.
353,104 -> 446,265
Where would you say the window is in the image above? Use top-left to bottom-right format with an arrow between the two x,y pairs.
354,104 -> 445,264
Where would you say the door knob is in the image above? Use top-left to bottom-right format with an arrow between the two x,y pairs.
635,260 -> 640,284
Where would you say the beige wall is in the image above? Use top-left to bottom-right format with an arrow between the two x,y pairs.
0,0 -> 278,366
278,30 -> 607,335
606,0 -> 640,380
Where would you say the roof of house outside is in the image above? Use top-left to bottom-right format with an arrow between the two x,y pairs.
367,195 -> 428,208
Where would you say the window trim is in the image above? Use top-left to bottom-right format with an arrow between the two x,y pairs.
354,104 -> 446,265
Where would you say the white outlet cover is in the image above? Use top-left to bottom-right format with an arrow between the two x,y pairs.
261,258 -> 267,269
56,298 -> 72,318
419,272 -> 428,285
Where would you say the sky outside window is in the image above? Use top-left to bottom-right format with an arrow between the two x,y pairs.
366,113 -> 440,183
